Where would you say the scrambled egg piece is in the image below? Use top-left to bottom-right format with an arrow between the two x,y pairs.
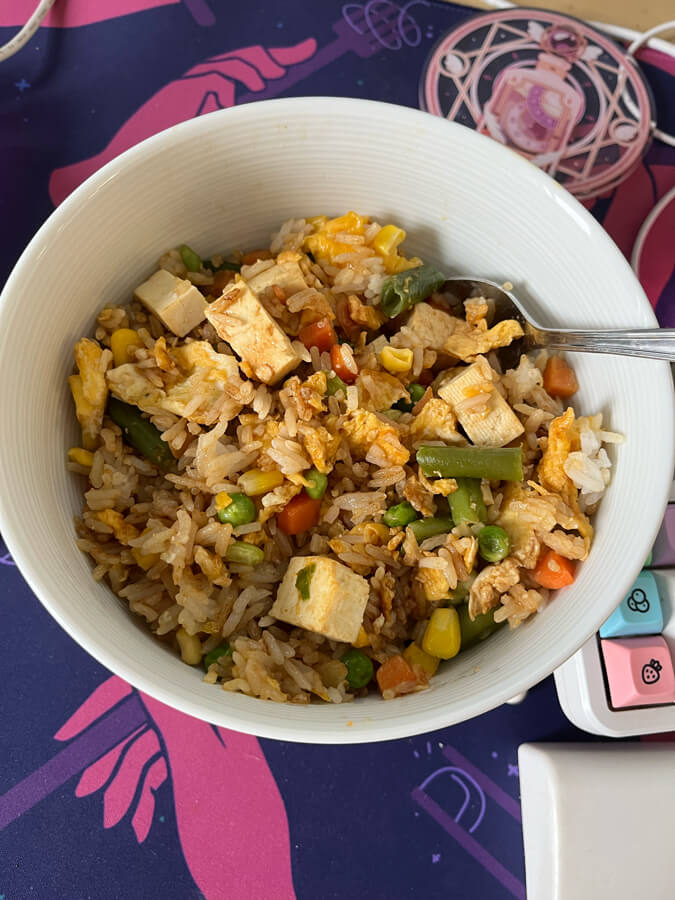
444,319 -> 523,361
417,565 -> 452,602
357,369 -> 408,411
538,407 -> 579,506
304,211 -> 420,273
69,338 -> 110,450
95,509 -> 139,544
469,558 -> 521,620
409,398 -> 465,444
297,423 -> 340,474
346,294 -> 385,331
106,341 -> 250,425
342,409 -> 410,466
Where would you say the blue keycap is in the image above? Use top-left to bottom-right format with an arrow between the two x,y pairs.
599,571 -> 663,638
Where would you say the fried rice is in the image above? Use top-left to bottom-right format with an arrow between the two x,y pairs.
67,211 -> 620,704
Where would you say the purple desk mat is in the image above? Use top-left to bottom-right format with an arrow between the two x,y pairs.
0,1 -> 673,897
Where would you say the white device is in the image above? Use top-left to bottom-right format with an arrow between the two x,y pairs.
519,742 -> 675,900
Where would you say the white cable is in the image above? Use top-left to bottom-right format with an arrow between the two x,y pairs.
0,0 -> 56,63
624,20 -> 675,146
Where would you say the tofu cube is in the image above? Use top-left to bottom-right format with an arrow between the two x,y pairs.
438,357 -> 524,447
134,269 -> 207,338
400,303 -> 456,352
205,281 -> 301,384
247,261 -> 308,298
270,556 -> 369,643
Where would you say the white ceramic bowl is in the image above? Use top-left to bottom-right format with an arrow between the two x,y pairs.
0,98 -> 672,743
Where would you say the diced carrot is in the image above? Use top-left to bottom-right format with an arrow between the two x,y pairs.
299,318 -> 337,353
533,549 -> 576,589
277,491 -> 321,535
376,654 -> 424,698
543,356 -> 578,398
330,343 -> 358,384
241,249 -> 273,266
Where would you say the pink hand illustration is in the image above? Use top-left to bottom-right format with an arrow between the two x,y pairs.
48,39 -> 317,205
54,676 -> 295,899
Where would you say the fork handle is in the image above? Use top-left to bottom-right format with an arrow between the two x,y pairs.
529,327 -> 675,361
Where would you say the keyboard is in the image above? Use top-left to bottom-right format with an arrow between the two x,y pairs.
554,493 -> 675,737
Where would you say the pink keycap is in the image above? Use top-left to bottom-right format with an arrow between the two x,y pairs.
601,637 -> 675,709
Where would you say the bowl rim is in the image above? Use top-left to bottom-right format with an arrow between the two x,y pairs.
0,96 -> 673,743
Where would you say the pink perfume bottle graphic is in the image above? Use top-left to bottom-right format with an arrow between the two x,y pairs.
480,52 -> 583,158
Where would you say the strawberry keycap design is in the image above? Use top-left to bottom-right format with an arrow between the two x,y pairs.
601,636 -> 675,708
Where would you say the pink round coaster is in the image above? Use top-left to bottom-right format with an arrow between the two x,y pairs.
421,9 -> 655,198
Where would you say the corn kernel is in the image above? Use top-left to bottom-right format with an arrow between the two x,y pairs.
353,626 -> 369,648
215,491 -> 232,512
373,224 -> 406,257
238,468 -> 284,497
380,346 -> 413,374
110,328 -> 142,367
68,447 -> 94,468
404,642 -> 440,677
422,607 -> 461,660
130,526 -> 160,570
176,627 -> 202,666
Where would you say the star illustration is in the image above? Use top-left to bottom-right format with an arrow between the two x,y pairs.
15,79 -> 31,91
507,763 -> 519,777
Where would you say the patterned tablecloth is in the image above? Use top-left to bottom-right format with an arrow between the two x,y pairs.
0,2 -> 673,897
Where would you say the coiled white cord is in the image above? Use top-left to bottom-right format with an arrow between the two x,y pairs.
0,0 -> 56,63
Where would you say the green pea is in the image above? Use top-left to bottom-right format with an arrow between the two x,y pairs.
408,383 -> 426,403
225,541 -> 264,566
217,493 -> 256,526
478,525 -> 511,563
457,604 -> 503,649
305,469 -> 328,500
203,643 -> 232,669
179,244 -> 202,272
383,500 -> 419,528
341,649 -> 374,688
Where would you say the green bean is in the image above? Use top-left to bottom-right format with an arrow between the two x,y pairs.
478,525 -> 510,563
417,445 -> 523,482
295,562 -> 316,601
408,517 -> 454,543
305,469 -> 328,500
225,541 -> 264,566
179,244 -> 202,272
203,642 -> 232,669
207,258 -> 241,273
341,649 -> 374,688
325,373 -> 347,396
107,398 -> 174,472
448,477 -> 487,525
381,264 -> 446,318
457,604 -> 504,649
383,501 -> 419,528
217,493 -> 256,526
